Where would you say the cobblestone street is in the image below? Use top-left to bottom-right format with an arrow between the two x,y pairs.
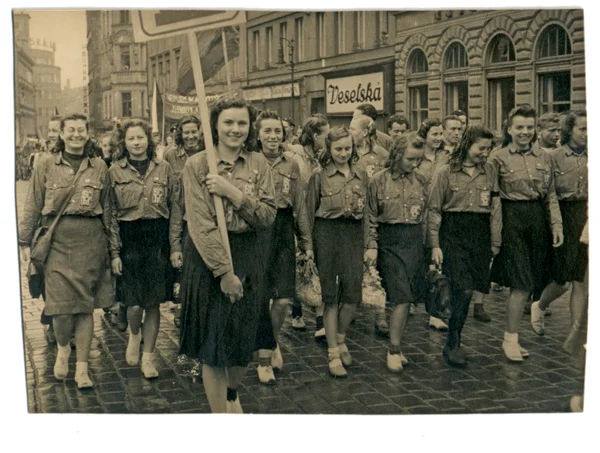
15,181 -> 587,414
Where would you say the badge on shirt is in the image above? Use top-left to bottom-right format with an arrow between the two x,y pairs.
81,189 -> 93,206
410,205 -> 422,220
282,176 -> 291,194
357,197 -> 365,210
366,164 -> 375,178
480,191 -> 490,206
152,186 -> 165,204
244,183 -> 255,195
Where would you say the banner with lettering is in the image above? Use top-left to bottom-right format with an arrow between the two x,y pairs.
325,72 -> 384,115
163,91 -> 227,120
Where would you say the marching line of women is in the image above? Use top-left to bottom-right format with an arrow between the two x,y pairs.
18,99 -> 588,414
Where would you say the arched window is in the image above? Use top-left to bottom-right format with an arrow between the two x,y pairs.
444,42 -> 468,70
443,42 -> 468,116
488,34 -> 516,64
406,49 -> 429,127
408,48 -> 428,74
538,24 -> 572,59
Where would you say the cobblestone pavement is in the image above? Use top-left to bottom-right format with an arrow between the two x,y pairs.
16,181 -> 586,414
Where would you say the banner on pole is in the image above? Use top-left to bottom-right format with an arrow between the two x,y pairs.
162,91 -> 229,120
131,10 -> 246,42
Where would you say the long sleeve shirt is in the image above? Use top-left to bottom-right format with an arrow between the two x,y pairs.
292,145 -> 321,185
366,168 -> 429,250
375,130 -> 393,152
266,151 -> 312,252
426,162 -> 502,248
549,145 -> 588,201
182,149 -> 276,278
489,143 -> 562,234
355,144 -> 389,180
18,151 -> 111,247
108,157 -> 182,259
418,149 -> 452,185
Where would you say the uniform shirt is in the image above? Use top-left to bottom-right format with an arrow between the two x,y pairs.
418,149 -> 452,184
291,145 -> 320,185
375,130 -> 392,152
549,145 -> 588,201
266,150 -> 312,252
489,143 -> 562,234
19,151 -> 111,247
108,157 -> 182,259
365,167 -> 428,250
306,162 -> 367,222
182,149 -> 276,278
163,146 -> 195,176
426,162 -> 502,248
355,144 -> 389,180
534,140 -> 558,154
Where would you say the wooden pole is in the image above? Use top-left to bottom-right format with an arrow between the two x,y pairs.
187,31 -> 232,262
221,28 -> 233,95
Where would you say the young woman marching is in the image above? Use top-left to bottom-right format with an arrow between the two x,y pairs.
490,105 -> 563,362
109,119 -> 182,379
179,98 -> 276,413
530,111 -> 587,353
427,125 -> 499,366
292,116 -> 331,337
350,114 -> 391,336
306,126 -> 367,377
365,132 -> 427,372
415,119 -> 450,330
254,111 -> 312,385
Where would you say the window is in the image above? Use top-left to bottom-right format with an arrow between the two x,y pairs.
335,12 -> 345,54
295,18 -> 304,61
252,30 -> 260,69
408,49 -> 428,74
538,25 -> 572,58
445,81 -> 468,115
120,11 -> 130,25
539,72 -> 571,113
488,77 -> 515,131
150,57 -> 156,84
354,11 -> 366,49
280,22 -> 288,63
444,42 -> 468,70
120,45 -> 131,70
165,54 -> 171,88
121,92 -> 132,117
488,34 -> 515,64
317,12 -> 326,58
410,85 -> 429,129
266,27 -> 273,67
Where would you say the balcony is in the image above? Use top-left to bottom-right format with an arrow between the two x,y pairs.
110,71 -> 147,85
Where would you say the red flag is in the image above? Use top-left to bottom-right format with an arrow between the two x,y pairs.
176,26 -> 239,95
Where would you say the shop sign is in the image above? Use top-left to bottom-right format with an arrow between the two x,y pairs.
326,72 -> 384,114
243,83 -> 300,101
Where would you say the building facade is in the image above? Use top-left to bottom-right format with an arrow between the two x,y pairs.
30,45 -> 61,139
13,13 -> 37,142
393,9 -> 585,133
244,11 -> 397,131
86,10 -> 148,133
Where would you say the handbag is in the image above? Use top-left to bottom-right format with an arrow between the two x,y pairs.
295,253 -> 322,307
27,172 -> 82,298
362,265 -> 387,308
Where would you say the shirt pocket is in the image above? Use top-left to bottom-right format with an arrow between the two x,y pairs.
499,164 -> 526,193
408,192 -> 426,223
476,183 -> 491,208
114,180 -> 142,210
44,179 -> 72,212
320,185 -> 344,214
377,188 -> 402,217
150,178 -> 168,206
78,180 -> 103,210
534,162 -> 551,189
233,170 -> 259,198
350,184 -> 366,214
275,167 -> 297,198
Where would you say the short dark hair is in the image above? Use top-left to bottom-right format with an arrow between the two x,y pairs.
300,115 -> 329,149
175,116 -> 201,147
255,110 -> 286,149
355,104 -> 378,121
53,114 -> 96,157
451,110 -> 467,118
282,117 -> 295,128
112,119 -> 156,161
387,115 -> 410,130
561,110 -> 586,145
442,115 -> 462,129
538,112 -> 560,130
386,132 -> 425,170
502,105 -> 537,146
209,97 -> 258,151
417,118 -> 442,141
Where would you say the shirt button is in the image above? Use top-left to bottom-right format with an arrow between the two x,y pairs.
71,200 -> 75,203
469,191 -> 472,194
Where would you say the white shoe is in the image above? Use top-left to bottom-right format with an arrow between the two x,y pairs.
409,303 -> 416,315
126,333 -> 141,366
292,316 -> 306,330
54,344 -> 71,380
387,352 -> 403,373
519,345 -> 529,358
257,365 -> 276,385
399,353 -> 408,366
141,353 -> 159,379
314,327 -> 326,339
271,345 -> 283,371
429,316 -> 448,331
530,301 -> 546,336
502,340 -> 524,362
569,395 -> 583,412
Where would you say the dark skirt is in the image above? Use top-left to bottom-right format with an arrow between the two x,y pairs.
552,200 -> 588,284
440,212 -> 492,293
179,229 -> 268,367
119,218 -> 173,308
377,223 -> 424,305
44,216 -> 114,316
314,218 -> 363,306
491,200 -> 552,292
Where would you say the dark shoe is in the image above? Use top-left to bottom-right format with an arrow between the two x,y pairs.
116,305 -> 128,332
473,304 -> 491,323
374,319 -> 390,338
45,325 -> 57,345
443,346 -> 467,367
174,306 -> 181,329
523,302 -> 532,315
